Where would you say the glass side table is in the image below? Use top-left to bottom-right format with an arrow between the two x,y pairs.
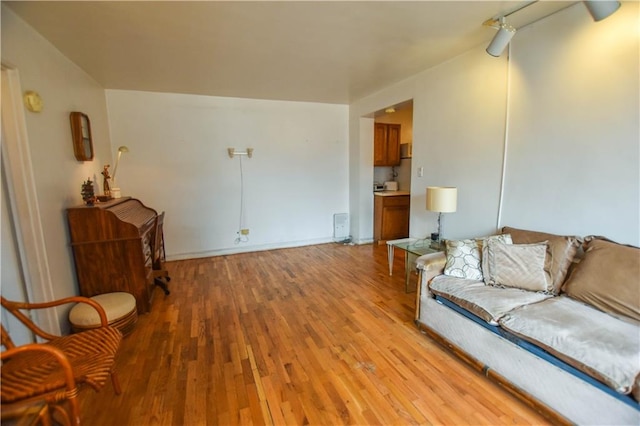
387,238 -> 443,292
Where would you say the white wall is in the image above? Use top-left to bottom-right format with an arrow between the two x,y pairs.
350,48 -> 507,242
1,6 -> 114,330
501,2 -> 639,243
105,90 -> 349,258
349,2 -> 639,246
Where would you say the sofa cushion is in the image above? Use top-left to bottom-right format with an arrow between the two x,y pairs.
429,275 -> 552,325
501,226 -> 581,294
444,234 -> 512,280
499,296 -> 640,396
563,237 -> 640,322
483,240 -> 553,293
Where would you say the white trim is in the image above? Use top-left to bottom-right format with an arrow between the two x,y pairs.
1,66 -> 60,335
495,44 -> 512,231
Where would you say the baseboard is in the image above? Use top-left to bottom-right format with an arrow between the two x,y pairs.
166,237 -> 336,261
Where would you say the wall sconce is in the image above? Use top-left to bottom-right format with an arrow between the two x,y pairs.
583,1 -> 621,21
426,186 -> 458,242
227,148 -> 254,158
485,17 -> 516,57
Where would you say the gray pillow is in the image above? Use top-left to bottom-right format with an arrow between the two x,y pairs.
501,226 -> 581,294
484,239 -> 553,293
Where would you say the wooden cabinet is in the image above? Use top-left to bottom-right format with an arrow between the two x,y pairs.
374,123 -> 401,166
67,197 -> 161,313
374,194 -> 410,242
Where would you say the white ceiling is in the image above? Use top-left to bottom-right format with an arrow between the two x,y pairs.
5,1 -> 575,104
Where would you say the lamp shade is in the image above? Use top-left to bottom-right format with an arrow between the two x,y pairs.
583,1 -> 620,21
486,24 -> 516,57
426,187 -> 457,213
111,145 -> 129,184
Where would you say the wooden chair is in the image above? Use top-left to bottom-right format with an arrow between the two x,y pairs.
1,296 -> 123,425
152,211 -> 171,295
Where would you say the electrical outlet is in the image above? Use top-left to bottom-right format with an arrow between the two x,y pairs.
417,166 -> 424,177
240,229 -> 250,235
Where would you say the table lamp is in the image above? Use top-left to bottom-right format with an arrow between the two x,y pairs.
426,186 -> 457,243
110,145 -> 129,199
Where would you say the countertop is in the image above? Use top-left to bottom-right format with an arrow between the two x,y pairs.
373,190 -> 410,197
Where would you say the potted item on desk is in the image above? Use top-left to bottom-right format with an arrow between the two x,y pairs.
81,178 -> 96,206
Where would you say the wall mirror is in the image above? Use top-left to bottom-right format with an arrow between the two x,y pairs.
70,111 -> 94,161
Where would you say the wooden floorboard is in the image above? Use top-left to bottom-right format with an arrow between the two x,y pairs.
79,243 -> 552,425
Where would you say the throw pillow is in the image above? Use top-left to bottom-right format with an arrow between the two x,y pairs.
483,239 -> 553,292
563,237 -> 640,322
444,234 -> 512,280
481,233 -> 513,280
444,239 -> 483,280
501,226 -> 581,294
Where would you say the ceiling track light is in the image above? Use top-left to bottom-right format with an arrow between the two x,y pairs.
482,0 -> 621,57
485,17 -> 516,58
583,0 -> 621,22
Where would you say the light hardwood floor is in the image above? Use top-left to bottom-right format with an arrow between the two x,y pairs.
79,243 -> 551,425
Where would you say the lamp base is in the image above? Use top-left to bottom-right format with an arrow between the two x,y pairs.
111,188 -> 122,199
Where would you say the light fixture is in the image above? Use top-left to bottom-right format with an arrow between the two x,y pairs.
583,1 -> 620,22
110,145 -> 129,198
385,107 -> 396,114
486,17 -> 516,57
426,186 -> 457,243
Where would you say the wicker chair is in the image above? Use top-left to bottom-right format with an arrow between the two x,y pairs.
1,296 -> 123,425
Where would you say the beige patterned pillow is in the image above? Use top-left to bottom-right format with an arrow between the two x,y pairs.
484,239 -> 553,292
444,234 -> 512,280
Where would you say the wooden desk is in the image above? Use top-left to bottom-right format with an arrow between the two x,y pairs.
67,197 -> 165,313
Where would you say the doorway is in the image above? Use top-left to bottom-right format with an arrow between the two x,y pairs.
1,66 -> 59,337
373,100 -> 413,193
372,100 -> 414,243
1,148 -> 34,345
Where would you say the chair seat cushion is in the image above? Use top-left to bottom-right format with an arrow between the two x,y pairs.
69,292 -> 137,336
1,326 -> 122,402
69,292 -> 136,326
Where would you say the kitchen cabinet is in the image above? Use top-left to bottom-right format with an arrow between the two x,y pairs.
374,192 -> 410,242
374,123 -> 401,166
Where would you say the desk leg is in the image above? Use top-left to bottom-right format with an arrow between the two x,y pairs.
387,245 -> 394,276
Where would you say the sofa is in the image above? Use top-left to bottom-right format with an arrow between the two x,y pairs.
414,226 -> 640,425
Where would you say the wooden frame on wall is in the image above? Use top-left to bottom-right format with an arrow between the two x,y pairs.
69,111 -> 94,161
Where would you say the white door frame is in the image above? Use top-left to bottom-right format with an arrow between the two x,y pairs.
1,65 -> 60,334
